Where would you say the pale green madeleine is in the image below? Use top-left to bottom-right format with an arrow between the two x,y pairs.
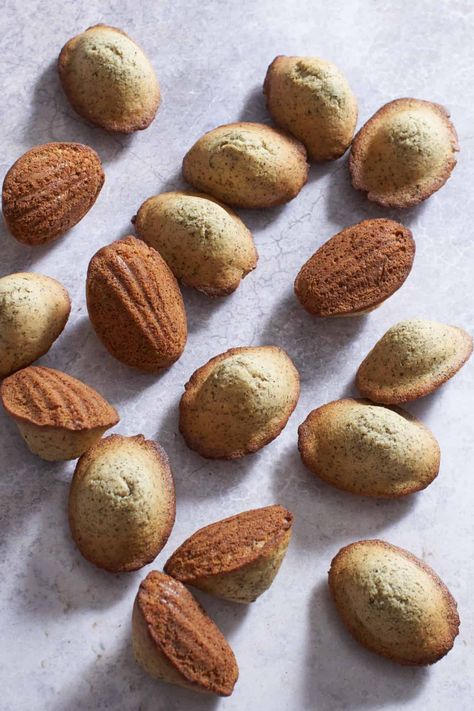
356,319 -> 472,403
134,191 -> 257,296
59,24 -> 160,132
298,399 -> 440,497
350,98 -> 459,207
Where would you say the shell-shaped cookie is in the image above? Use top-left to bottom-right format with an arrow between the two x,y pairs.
356,319 -> 472,403
86,236 -> 187,372
69,435 -> 175,572
58,24 -> 160,133
0,272 -> 71,377
350,98 -> 459,208
133,191 -> 258,296
298,399 -> 440,497
2,143 -> 104,245
294,219 -> 415,317
179,346 -> 300,459
328,540 -> 460,665
264,55 -> 357,161
0,366 -> 119,460
132,571 -> 239,696
165,505 -> 293,603
182,122 -> 308,208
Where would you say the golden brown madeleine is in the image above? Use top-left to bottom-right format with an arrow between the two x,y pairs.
182,122 -> 308,208
1,366 -> 119,460
58,24 -> 160,133
132,571 -> 239,695
2,143 -> 104,245
133,191 -> 258,296
264,55 -> 357,161
328,540 -> 460,665
165,505 -> 293,603
298,399 -> 440,497
0,273 -> 71,377
350,98 -> 459,208
294,219 -> 415,317
69,435 -> 175,572
356,319 -> 472,404
86,236 -> 187,372
179,346 -> 300,459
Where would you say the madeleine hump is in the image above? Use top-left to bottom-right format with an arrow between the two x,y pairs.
2,142 -> 104,245
58,24 -> 160,133
69,435 -> 175,573
264,55 -> 357,161
298,399 -> 440,497
0,366 -> 119,460
132,571 -> 239,696
329,540 -> 460,665
133,190 -> 258,296
86,236 -> 187,372
356,319 -> 472,403
350,98 -> 459,208
179,345 -> 300,459
182,122 -> 308,208
294,219 -> 415,317
0,272 -> 71,378
165,505 -> 293,603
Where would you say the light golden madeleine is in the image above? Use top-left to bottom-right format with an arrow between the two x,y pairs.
58,24 -> 160,133
182,122 -> 308,208
179,346 -> 300,459
0,273 -> 71,377
350,98 -> 459,208
133,191 -> 258,296
329,540 -> 460,665
165,505 -> 293,603
132,571 -> 238,696
294,219 -> 415,317
264,55 -> 357,161
298,399 -> 440,497
69,435 -> 175,573
0,366 -> 119,460
2,143 -> 104,245
356,319 -> 472,403
86,236 -> 187,372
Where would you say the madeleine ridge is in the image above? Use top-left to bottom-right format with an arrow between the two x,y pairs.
356,319 -> 473,403
328,540 -> 460,665
0,272 -> 71,377
2,142 -> 104,246
58,24 -> 160,133
132,571 -> 239,696
264,55 -> 358,161
0,366 -> 119,460
294,219 -> 415,317
298,399 -> 440,497
179,346 -> 300,459
350,98 -> 459,208
86,236 -> 187,372
69,435 -> 175,572
182,122 -> 308,208
165,505 -> 293,603
133,191 -> 258,296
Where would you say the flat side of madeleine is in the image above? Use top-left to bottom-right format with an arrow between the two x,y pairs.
328,539 -> 460,665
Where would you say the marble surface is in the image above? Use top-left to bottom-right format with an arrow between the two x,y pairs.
1,1 -> 473,709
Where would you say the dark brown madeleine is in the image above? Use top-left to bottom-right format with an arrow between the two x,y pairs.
86,236 -> 187,372
295,219 -> 415,317
2,142 -> 104,245
132,571 -> 238,695
165,505 -> 293,602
